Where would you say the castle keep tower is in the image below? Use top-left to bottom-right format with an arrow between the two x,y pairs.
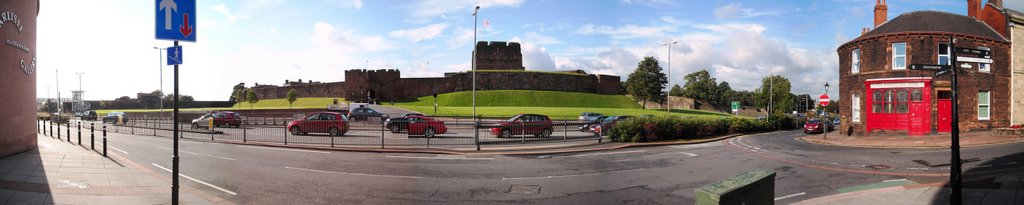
473,41 -> 524,70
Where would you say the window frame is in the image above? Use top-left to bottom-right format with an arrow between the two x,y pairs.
852,49 -> 861,74
852,94 -> 861,122
978,46 -> 991,73
937,43 -> 950,65
978,91 -> 990,120
892,42 -> 907,70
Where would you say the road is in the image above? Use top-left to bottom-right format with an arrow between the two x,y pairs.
51,121 -> 1024,204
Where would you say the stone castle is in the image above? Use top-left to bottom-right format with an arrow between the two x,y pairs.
251,41 -> 622,103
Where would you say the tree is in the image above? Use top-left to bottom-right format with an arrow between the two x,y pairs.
286,88 -> 298,109
625,56 -> 667,109
716,81 -> 734,110
681,70 -> 719,104
669,84 -> 684,97
230,83 -> 246,109
755,75 -> 794,115
245,88 -> 259,110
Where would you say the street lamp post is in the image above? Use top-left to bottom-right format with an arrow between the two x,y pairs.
824,82 -> 829,140
949,37 -> 962,205
153,47 -> 164,117
75,72 -> 85,113
472,5 -> 480,151
662,41 -> 677,114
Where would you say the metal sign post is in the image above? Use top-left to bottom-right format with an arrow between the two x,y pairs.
949,37 -> 962,205
155,0 -> 195,204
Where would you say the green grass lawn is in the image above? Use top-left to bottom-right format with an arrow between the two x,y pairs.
395,90 -> 640,108
94,97 -> 344,116
390,106 -> 736,120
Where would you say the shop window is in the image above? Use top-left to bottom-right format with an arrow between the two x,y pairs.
892,42 -> 907,70
978,91 -> 990,120
852,94 -> 861,122
978,46 -> 990,73
872,90 -> 883,113
938,43 -> 950,65
896,89 -> 909,113
911,89 -> 922,102
852,49 -> 860,74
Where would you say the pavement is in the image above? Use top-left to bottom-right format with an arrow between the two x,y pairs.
794,174 -> 1024,204
798,131 -> 1024,148
0,134 -> 226,205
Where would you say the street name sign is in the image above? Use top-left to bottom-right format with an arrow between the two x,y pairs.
910,64 -> 951,70
956,56 -> 993,64
155,0 -> 196,42
954,47 -> 989,57
166,46 -> 182,65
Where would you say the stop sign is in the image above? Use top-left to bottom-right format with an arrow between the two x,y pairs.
819,94 -> 830,107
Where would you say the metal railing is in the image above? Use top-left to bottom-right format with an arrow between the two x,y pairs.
38,118 -> 108,157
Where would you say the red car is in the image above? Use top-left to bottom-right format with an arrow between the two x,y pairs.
803,119 -> 834,134
190,111 -> 242,129
491,114 -> 554,138
287,112 -> 349,136
403,116 -> 447,138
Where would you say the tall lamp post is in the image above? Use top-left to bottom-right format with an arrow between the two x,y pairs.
823,82 -> 829,140
75,72 -> 85,113
471,5 -> 480,151
662,41 -> 677,114
153,47 -> 165,117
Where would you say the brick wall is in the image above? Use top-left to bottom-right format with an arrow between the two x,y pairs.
838,33 -> 1011,135
474,41 -> 524,71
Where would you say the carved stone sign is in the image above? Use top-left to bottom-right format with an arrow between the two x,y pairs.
2,10 -> 32,75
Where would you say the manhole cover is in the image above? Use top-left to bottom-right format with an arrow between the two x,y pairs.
865,164 -> 891,169
508,184 -> 541,195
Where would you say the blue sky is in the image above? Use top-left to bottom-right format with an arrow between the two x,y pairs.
36,0 -> 1020,101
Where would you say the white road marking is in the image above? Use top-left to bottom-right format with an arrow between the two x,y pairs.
108,146 -> 130,155
501,169 -> 643,180
385,155 -> 492,160
883,179 -> 908,183
235,145 -> 329,154
906,167 -> 930,170
151,163 -> 238,195
774,192 -> 806,201
1002,162 -> 1019,165
668,142 -> 722,149
285,166 -> 425,179
676,152 -> 699,157
569,150 -> 646,158
158,147 -> 236,161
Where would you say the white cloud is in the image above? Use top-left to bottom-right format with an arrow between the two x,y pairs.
576,24 -> 675,39
447,27 -> 475,48
212,4 -> 244,22
660,16 -> 681,24
714,3 -> 793,19
329,0 -> 364,9
714,3 -> 743,19
694,23 -> 766,35
524,32 -> 563,45
389,23 -> 450,42
311,22 -> 396,52
412,0 -> 524,17
510,37 -> 557,71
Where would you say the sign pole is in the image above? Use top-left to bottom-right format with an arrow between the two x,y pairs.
171,40 -> 180,205
949,37 -> 962,205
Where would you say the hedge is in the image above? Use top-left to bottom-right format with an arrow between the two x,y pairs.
608,114 -> 804,142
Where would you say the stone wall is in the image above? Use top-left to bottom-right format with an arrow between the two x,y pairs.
1011,21 -> 1024,125
474,41 -> 524,70
641,96 -> 696,110
0,1 -> 39,157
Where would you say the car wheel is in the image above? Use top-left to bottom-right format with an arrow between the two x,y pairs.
329,127 -> 340,136
191,123 -> 197,130
389,125 -> 401,133
424,127 -> 435,138
500,129 -> 512,138
291,127 -> 301,135
540,128 -> 552,138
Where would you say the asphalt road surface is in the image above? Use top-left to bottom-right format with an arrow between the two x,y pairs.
52,122 -> 1024,204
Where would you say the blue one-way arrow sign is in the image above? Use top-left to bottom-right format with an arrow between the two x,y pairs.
155,0 -> 196,42
167,46 -> 182,65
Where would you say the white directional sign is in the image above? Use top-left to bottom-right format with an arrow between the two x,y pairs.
957,56 -> 993,64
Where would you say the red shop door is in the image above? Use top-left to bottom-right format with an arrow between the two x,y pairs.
938,99 -> 951,132
909,102 -> 929,135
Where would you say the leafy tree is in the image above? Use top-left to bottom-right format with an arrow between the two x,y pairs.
286,88 -> 298,109
669,84 -> 684,97
716,81 -> 734,110
245,88 -> 259,110
755,75 -> 794,115
230,83 -> 246,109
625,56 -> 667,109
681,70 -> 719,104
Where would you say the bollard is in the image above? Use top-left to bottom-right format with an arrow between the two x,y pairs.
284,124 -> 288,145
381,121 -> 385,149
43,120 -> 47,136
243,123 -> 247,143
131,118 -> 135,134
91,123 -> 95,150
78,121 -> 82,145
66,123 -> 71,144
57,122 -> 61,140
103,125 -> 107,157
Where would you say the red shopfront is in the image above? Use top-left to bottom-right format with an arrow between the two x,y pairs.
864,77 -> 932,135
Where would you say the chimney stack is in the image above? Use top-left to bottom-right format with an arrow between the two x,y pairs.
990,0 -> 1003,8
874,0 -> 888,28
968,0 -> 980,18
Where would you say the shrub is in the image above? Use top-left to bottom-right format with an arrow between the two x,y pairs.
608,116 -> 785,142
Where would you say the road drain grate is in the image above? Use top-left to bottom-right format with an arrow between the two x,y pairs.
865,164 -> 891,169
508,184 -> 541,195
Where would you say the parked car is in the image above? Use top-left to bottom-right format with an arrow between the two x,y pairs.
491,114 -> 554,138
347,107 -> 389,121
400,116 -> 447,138
80,110 -> 98,121
579,112 -> 603,121
190,111 -> 243,129
287,112 -> 349,136
589,116 -> 632,135
578,115 -> 608,132
102,112 -> 128,124
384,113 -> 427,133
803,119 -> 834,134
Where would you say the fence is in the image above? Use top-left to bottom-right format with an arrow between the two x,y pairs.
68,113 -> 608,149
38,118 -> 108,157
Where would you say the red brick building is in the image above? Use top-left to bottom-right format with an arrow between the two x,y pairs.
838,0 -> 1011,136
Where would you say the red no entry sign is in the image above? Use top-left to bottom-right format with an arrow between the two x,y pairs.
819,94 -> 830,107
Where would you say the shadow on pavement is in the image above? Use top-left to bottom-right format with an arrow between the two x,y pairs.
930,150 -> 1024,204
